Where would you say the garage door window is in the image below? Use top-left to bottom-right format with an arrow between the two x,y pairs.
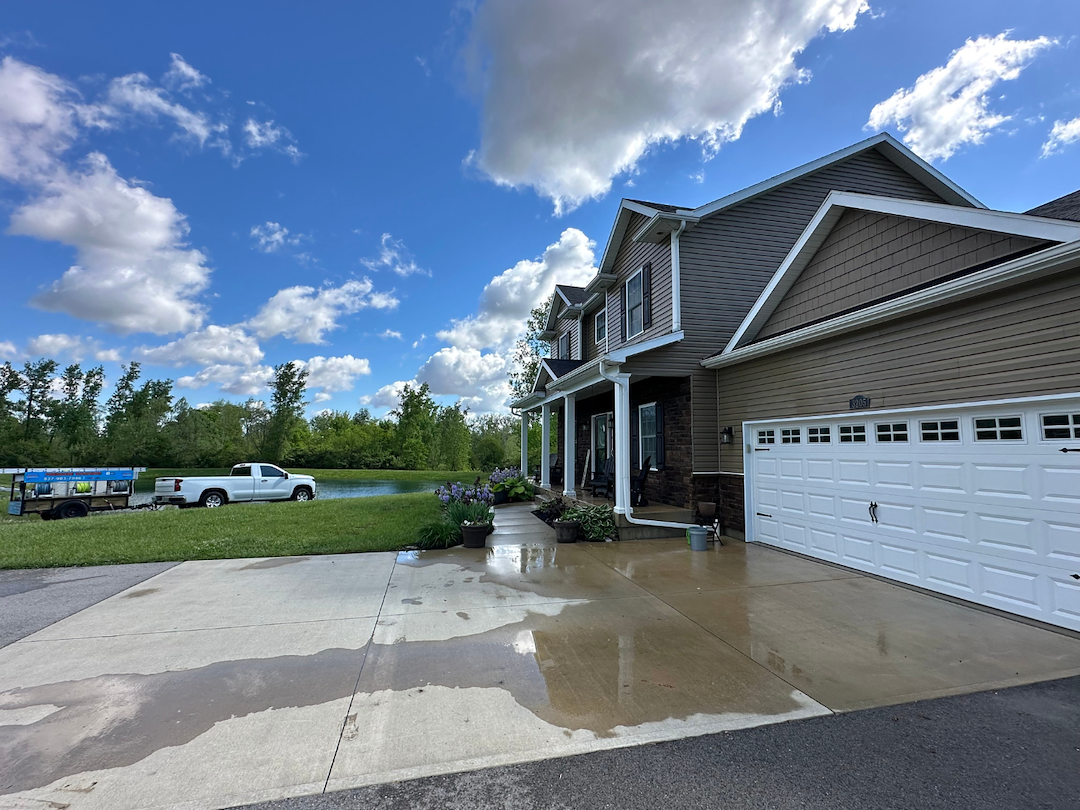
876,422 -> 909,442
757,429 -> 775,445
921,420 -> 960,442
781,428 -> 801,444
839,425 -> 866,443
808,426 -> 830,443
975,416 -> 1023,441
1042,413 -> 1080,440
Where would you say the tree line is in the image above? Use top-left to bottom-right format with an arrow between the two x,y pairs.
0,358 -> 531,471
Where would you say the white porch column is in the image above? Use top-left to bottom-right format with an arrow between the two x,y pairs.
540,402 -> 552,489
563,392 -> 577,497
520,411 -> 530,477
612,373 -> 632,514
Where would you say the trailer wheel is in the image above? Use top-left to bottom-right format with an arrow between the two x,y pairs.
55,501 -> 90,519
199,490 -> 227,508
40,512 -> 52,521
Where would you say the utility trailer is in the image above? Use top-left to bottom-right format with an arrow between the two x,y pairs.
5,467 -> 146,520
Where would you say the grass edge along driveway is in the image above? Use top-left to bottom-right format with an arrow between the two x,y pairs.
0,493 -> 442,570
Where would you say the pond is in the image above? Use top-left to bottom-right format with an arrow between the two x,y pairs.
128,477 -> 454,506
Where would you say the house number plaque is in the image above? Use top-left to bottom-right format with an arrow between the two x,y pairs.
849,395 -> 871,410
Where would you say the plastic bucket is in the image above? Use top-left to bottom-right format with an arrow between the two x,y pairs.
687,526 -> 708,551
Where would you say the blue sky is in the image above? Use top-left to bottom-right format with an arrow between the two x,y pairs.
1,0 -> 1078,415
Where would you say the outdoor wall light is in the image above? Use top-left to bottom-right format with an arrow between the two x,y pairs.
720,426 -> 735,444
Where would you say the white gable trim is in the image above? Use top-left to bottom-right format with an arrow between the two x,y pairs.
703,240 -> 1080,370
692,133 -> 983,219
722,191 -> 1080,353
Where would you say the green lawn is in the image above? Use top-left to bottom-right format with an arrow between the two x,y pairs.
0,492 -> 441,569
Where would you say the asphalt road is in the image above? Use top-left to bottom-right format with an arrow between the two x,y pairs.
0,561 -> 177,647
235,674 -> 1080,810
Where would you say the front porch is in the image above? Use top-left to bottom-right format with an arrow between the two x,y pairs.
532,485 -> 693,540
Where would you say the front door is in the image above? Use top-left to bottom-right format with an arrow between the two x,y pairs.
592,413 -> 611,472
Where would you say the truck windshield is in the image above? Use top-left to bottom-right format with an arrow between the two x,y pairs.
231,466 -> 251,476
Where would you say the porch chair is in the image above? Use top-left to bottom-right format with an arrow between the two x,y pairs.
531,453 -> 563,487
695,501 -> 723,546
589,456 -> 615,499
630,457 -> 651,507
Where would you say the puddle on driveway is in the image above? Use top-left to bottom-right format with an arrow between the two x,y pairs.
0,646 -> 366,795
123,588 -> 158,599
239,557 -> 311,570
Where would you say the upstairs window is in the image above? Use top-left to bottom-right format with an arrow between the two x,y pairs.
558,332 -> 570,360
595,309 -> 607,343
626,270 -> 644,338
975,416 -> 1023,441
1042,413 -> 1080,440
839,425 -> 866,443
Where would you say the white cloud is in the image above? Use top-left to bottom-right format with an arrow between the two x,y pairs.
162,53 -> 209,93
11,152 -> 212,334
296,354 -> 371,392
362,233 -> 430,277
250,221 -> 301,253
438,227 -> 595,352
243,118 -> 301,160
465,0 -> 868,212
0,56 -> 84,183
136,324 -> 263,367
379,329 -> 403,339
246,278 -> 398,344
177,363 -> 273,396
867,33 -> 1056,162
1041,117 -> 1080,158
0,340 -> 19,361
26,333 -> 91,361
312,392 -> 333,403
104,71 -> 223,146
412,333 -> 426,349
360,379 -> 411,409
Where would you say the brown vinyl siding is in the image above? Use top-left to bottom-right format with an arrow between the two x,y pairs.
715,269 -> 1080,475
583,307 -> 605,361
551,318 -> 580,360
625,146 -> 950,472
606,213 -> 673,353
757,210 -> 1051,340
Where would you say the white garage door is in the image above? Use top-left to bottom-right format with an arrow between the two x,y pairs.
745,395 -> 1080,631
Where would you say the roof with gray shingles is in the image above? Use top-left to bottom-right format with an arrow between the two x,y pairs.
555,285 -> 589,305
542,358 -> 587,378
1025,189 -> 1080,222
626,198 -> 686,214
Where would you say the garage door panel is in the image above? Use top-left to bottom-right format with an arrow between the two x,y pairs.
747,395 -> 1080,632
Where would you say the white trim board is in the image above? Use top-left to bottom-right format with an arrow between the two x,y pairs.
705,233 -> 1080,370
722,191 -> 1080,354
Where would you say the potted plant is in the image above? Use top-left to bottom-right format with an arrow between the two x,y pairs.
553,516 -> 580,543
461,519 -> 490,549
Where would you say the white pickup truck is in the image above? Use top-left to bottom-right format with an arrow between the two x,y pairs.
153,463 -> 317,508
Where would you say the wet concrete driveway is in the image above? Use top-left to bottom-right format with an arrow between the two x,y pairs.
3,502 -> 1080,810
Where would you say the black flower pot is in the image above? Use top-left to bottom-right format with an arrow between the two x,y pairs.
554,521 -> 580,543
493,489 -> 509,505
461,524 -> 489,549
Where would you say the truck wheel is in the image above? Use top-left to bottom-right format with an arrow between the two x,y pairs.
291,487 -> 313,502
55,501 -> 90,519
199,490 -> 227,508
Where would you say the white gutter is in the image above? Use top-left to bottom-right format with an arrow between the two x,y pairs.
670,219 -> 686,332
597,360 -> 695,531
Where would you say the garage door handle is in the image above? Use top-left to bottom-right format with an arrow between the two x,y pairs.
1062,448 -> 1080,453
756,512 -> 773,518
869,502 -> 879,523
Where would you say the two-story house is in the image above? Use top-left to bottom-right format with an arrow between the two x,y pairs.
512,133 -> 1080,632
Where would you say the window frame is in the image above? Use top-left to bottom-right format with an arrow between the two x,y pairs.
875,421 -> 909,443
638,402 -> 658,470
1041,412 -> 1080,441
920,419 -> 961,442
595,308 -> 607,344
808,426 -> 831,443
625,268 -> 645,339
974,415 -> 1024,442
839,424 -> 867,443
557,332 -> 570,361
757,429 -> 775,445
781,427 -> 801,444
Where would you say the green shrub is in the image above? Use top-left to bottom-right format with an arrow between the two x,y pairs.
493,476 -> 535,502
416,520 -> 461,549
534,496 -> 570,525
561,504 -> 617,542
445,500 -> 493,527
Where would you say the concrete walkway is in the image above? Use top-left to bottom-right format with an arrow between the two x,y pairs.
2,501 -> 1080,810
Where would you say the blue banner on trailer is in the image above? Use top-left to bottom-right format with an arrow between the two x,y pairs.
23,469 -> 136,483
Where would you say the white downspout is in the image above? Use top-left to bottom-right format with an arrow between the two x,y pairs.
671,219 -> 686,332
598,360 -> 694,530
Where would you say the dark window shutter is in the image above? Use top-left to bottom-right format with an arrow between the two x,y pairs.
630,404 -> 640,470
620,283 -> 627,342
655,402 -> 665,470
642,262 -> 652,329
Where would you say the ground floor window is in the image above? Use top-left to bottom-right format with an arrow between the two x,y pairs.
639,402 -> 657,469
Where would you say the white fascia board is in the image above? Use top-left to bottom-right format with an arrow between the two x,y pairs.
597,200 -> 667,276
511,392 -> 544,411
585,273 -> 618,294
691,133 -> 983,220
607,330 -> 684,363
722,191 -> 1080,354
631,213 -> 700,244
702,240 -> 1080,370
543,294 -> 562,331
